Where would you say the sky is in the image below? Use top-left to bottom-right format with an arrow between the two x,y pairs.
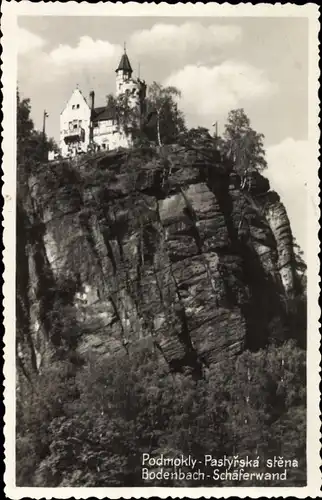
17,16 -> 311,255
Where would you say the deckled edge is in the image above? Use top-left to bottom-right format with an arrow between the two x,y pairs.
2,2 -> 321,499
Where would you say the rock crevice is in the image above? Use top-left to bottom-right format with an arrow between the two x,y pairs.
17,146 -> 302,377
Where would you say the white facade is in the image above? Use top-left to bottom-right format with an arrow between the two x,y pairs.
116,74 -> 141,107
93,119 -> 132,151
59,88 -> 91,158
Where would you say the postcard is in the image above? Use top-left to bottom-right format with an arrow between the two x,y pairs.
2,2 -> 320,498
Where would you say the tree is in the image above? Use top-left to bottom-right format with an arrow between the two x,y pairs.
105,92 -> 143,144
17,90 -> 57,173
222,108 -> 267,177
178,126 -> 224,153
145,82 -> 186,146
17,90 -> 34,147
105,83 -> 186,147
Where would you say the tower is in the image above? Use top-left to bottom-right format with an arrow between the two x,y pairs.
115,44 -> 133,96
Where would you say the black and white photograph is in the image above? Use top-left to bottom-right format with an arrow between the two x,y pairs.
2,2 -> 320,498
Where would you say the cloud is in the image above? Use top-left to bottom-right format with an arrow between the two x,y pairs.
19,35 -> 123,87
130,23 -> 242,62
266,138 -> 316,256
18,28 -> 46,55
35,23 -> 241,72
165,61 -> 277,126
49,36 -> 122,67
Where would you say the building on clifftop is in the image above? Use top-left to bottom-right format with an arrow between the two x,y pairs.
58,47 -> 147,158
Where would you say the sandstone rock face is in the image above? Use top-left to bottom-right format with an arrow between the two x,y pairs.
17,147 -> 299,376
264,194 -> 296,295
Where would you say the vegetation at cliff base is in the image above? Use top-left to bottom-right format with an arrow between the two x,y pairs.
17,341 -> 306,487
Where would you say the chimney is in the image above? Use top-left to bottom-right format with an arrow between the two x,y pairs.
89,90 -> 95,144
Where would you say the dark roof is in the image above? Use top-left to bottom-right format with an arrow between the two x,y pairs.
115,52 -> 133,74
92,105 -> 117,123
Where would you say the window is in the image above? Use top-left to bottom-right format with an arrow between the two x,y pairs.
102,144 -> 106,150
72,105 -> 75,109
76,104 -> 80,109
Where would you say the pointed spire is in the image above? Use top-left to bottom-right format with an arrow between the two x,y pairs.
115,44 -> 133,75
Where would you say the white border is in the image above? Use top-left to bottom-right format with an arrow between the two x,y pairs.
3,2 -> 320,498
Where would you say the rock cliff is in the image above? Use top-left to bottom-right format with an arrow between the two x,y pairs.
16,144 -> 304,379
